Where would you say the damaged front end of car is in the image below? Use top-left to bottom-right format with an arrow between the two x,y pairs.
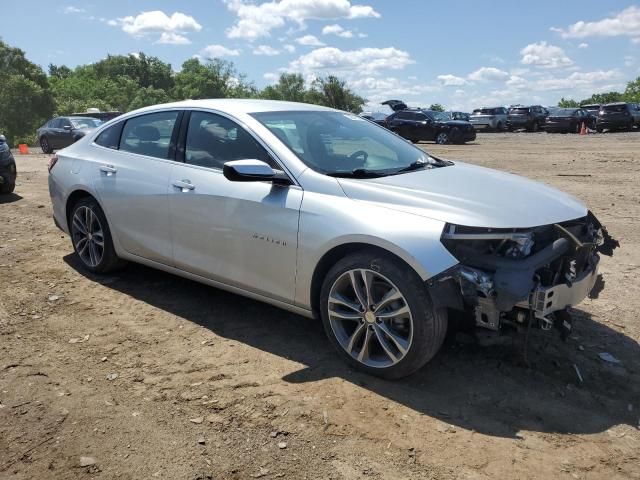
429,212 -> 618,338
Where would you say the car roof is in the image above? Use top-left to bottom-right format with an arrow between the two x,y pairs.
129,99 -> 337,115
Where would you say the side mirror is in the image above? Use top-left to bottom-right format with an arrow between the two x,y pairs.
223,159 -> 292,185
63,125 -> 73,131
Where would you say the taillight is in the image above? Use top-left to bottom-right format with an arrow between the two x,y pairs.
47,155 -> 58,173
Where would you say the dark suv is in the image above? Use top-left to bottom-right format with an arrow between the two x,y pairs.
0,134 -> 17,194
506,105 -> 548,132
385,109 -> 476,144
596,102 -> 640,132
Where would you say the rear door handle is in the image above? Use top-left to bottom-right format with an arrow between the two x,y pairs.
100,165 -> 117,175
172,180 -> 195,191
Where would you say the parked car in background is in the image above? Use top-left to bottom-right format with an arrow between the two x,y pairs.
596,102 -> 640,132
581,104 -> 600,116
359,111 -> 388,126
47,99 -> 615,379
70,109 -> 123,122
446,111 -> 470,122
544,108 -> 595,133
0,134 -> 17,194
385,108 -> 476,144
37,116 -> 103,153
507,105 -> 548,132
469,107 -> 508,131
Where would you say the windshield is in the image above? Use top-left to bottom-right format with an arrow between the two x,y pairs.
71,118 -> 103,129
251,110 -> 442,177
509,108 -> 529,114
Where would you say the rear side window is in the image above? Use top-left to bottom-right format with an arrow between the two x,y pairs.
94,122 -> 124,150
602,104 -> 627,113
184,111 -> 275,170
396,112 -> 412,120
119,111 -> 179,159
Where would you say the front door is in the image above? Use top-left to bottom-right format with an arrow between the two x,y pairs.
169,111 -> 302,303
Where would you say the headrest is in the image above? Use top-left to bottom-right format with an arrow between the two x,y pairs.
134,125 -> 160,142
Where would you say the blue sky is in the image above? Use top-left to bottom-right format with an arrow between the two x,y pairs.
3,1 -> 639,112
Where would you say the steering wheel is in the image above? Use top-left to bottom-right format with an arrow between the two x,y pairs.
348,150 -> 368,162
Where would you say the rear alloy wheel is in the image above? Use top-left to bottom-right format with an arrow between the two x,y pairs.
70,197 -> 125,273
320,252 -> 447,379
532,122 -> 539,132
575,122 -> 581,134
40,136 -> 52,154
435,132 -> 449,144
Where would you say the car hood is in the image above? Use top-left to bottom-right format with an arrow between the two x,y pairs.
337,162 -> 587,229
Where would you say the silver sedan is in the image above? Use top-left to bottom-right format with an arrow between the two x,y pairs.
48,99 -> 615,379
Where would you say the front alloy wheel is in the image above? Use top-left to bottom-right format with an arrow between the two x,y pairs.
320,251 -> 447,379
328,269 -> 413,368
435,132 -> 449,144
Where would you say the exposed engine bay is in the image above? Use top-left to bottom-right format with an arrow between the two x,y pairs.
430,212 -> 619,337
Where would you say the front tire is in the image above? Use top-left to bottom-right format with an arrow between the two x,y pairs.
320,251 -> 447,379
70,197 -> 125,273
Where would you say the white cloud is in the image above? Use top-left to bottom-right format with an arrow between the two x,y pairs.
200,44 -> 241,58
63,6 -> 85,14
578,42 -> 589,49
437,74 -> 467,86
506,75 -> 527,89
286,46 -> 414,78
264,72 -> 279,83
224,0 -> 379,40
156,32 -> 191,45
533,70 -> 623,91
322,24 -> 354,38
283,44 -> 296,53
520,41 -> 573,68
467,67 -> 509,82
353,76 -> 440,105
253,45 -> 280,56
295,34 -> 325,46
552,6 -> 640,42
109,11 -> 202,44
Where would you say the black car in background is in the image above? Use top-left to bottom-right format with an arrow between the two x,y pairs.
596,102 -> 640,132
37,116 -> 103,153
359,111 -> 388,126
581,104 -> 601,116
506,105 -> 548,132
544,108 -> 595,133
0,134 -> 17,194
385,108 -> 476,144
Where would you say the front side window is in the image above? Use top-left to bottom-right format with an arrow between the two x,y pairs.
71,118 -> 102,129
184,111 -> 275,170
252,110 -> 441,177
119,111 -> 179,159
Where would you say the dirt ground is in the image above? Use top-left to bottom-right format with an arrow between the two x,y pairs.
1,132 -> 639,480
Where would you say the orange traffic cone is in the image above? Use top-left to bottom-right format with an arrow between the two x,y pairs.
18,144 -> 29,154
579,122 -> 587,135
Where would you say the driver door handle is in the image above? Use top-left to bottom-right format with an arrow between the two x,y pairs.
100,165 -> 117,175
172,180 -> 195,191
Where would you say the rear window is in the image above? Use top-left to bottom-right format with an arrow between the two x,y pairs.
473,108 -> 499,115
601,104 -> 627,113
509,108 -> 529,114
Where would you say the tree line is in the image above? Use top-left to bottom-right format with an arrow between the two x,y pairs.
0,39 -> 365,146
557,80 -> 640,108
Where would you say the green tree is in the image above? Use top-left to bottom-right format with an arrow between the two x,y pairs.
580,91 -> 623,105
623,76 -> 640,103
260,73 -> 306,102
172,58 -> 255,100
428,103 -> 445,112
558,97 -> 579,108
304,76 -> 366,113
128,86 -> 171,110
93,53 -> 174,91
0,39 -> 54,145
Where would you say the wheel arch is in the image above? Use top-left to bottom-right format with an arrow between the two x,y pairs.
309,242 -> 428,318
65,189 -> 101,231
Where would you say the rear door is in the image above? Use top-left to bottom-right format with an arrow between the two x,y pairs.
93,110 -> 181,265
168,110 -> 302,303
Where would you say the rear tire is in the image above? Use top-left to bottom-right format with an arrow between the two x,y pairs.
319,251 -> 447,379
69,197 -> 126,274
435,132 -> 449,145
0,180 -> 15,194
495,121 -> 503,132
